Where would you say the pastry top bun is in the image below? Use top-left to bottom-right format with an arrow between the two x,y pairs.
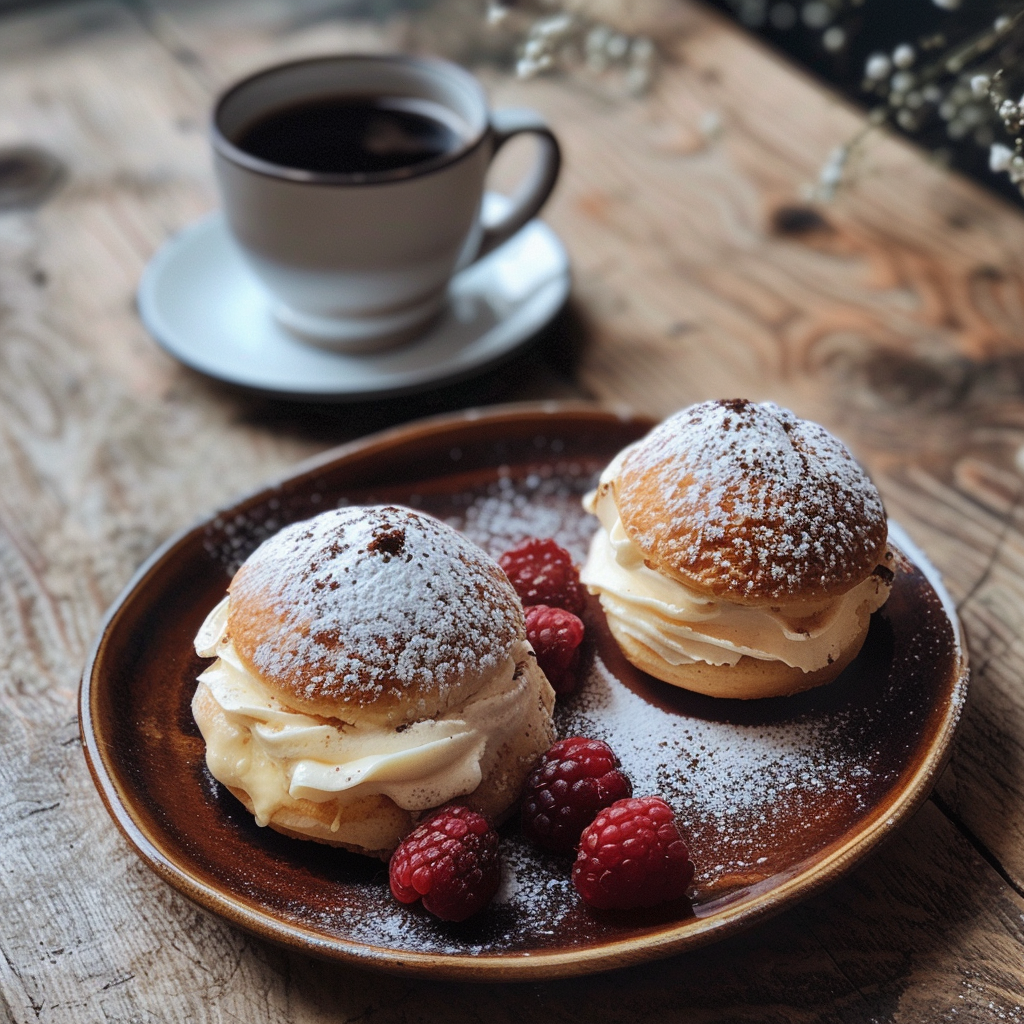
614,399 -> 888,605
227,505 -> 524,726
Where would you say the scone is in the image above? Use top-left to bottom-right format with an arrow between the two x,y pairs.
581,399 -> 895,699
192,504 -> 556,858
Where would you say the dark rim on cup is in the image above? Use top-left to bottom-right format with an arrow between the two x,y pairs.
211,54 -> 492,187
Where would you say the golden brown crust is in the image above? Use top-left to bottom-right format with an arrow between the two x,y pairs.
227,505 -> 524,725
615,400 -> 888,605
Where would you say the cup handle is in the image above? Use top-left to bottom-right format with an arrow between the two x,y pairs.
475,107 -> 561,260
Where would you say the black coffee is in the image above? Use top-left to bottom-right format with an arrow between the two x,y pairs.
235,96 -> 465,176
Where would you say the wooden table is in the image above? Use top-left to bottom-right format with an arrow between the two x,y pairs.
1,0 -> 1023,1019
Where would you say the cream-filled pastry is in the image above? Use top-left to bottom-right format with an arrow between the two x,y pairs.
582,400 -> 895,699
192,505 -> 555,858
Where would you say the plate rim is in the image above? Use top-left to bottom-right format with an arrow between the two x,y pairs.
79,401 -> 970,981
136,210 -> 571,403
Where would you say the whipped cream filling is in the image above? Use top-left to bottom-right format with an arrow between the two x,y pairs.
581,457 -> 892,673
192,597 -> 539,828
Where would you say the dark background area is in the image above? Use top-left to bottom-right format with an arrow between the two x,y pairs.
706,0 -> 1024,208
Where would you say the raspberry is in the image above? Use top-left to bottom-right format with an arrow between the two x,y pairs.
499,538 -> 587,615
524,604 -> 585,694
389,805 -> 501,922
572,796 -> 695,910
521,737 -> 633,854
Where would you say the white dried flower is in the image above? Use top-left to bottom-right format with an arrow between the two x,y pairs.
626,65 -> 651,95
990,144 -> 1014,172
585,26 -> 609,71
970,74 -> 991,98
865,53 -> 892,80
995,15 -> 1012,32
893,44 -> 915,69
802,2 -> 831,29
700,111 -> 723,139
999,99 -> 1019,120
631,37 -> 655,63
818,145 -> 848,196
486,4 -> 508,25
823,27 -> 845,52
891,71 -> 915,93
606,33 -> 629,58
932,0 -> 960,8
1010,155 -> 1024,184
536,14 -> 573,38
517,50 -> 554,78
960,105 -> 984,127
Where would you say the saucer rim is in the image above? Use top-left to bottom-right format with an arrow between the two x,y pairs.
137,207 -> 571,403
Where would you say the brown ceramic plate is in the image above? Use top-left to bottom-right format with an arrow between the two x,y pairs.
80,403 -> 969,981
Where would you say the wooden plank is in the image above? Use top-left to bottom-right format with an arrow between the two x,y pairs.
0,0 -> 1022,1019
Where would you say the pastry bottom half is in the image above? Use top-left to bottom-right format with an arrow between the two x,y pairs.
607,616 -> 870,700
193,673 -> 555,860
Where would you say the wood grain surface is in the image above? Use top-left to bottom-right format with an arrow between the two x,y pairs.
1,0 -> 1023,1020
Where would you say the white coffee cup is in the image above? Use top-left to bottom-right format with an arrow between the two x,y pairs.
212,54 -> 561,351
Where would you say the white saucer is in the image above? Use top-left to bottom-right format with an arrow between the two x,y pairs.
137,194 -> 570,401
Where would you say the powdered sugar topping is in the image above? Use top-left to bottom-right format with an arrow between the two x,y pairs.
228,505 -> 522,714
618,399 -> 888,601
